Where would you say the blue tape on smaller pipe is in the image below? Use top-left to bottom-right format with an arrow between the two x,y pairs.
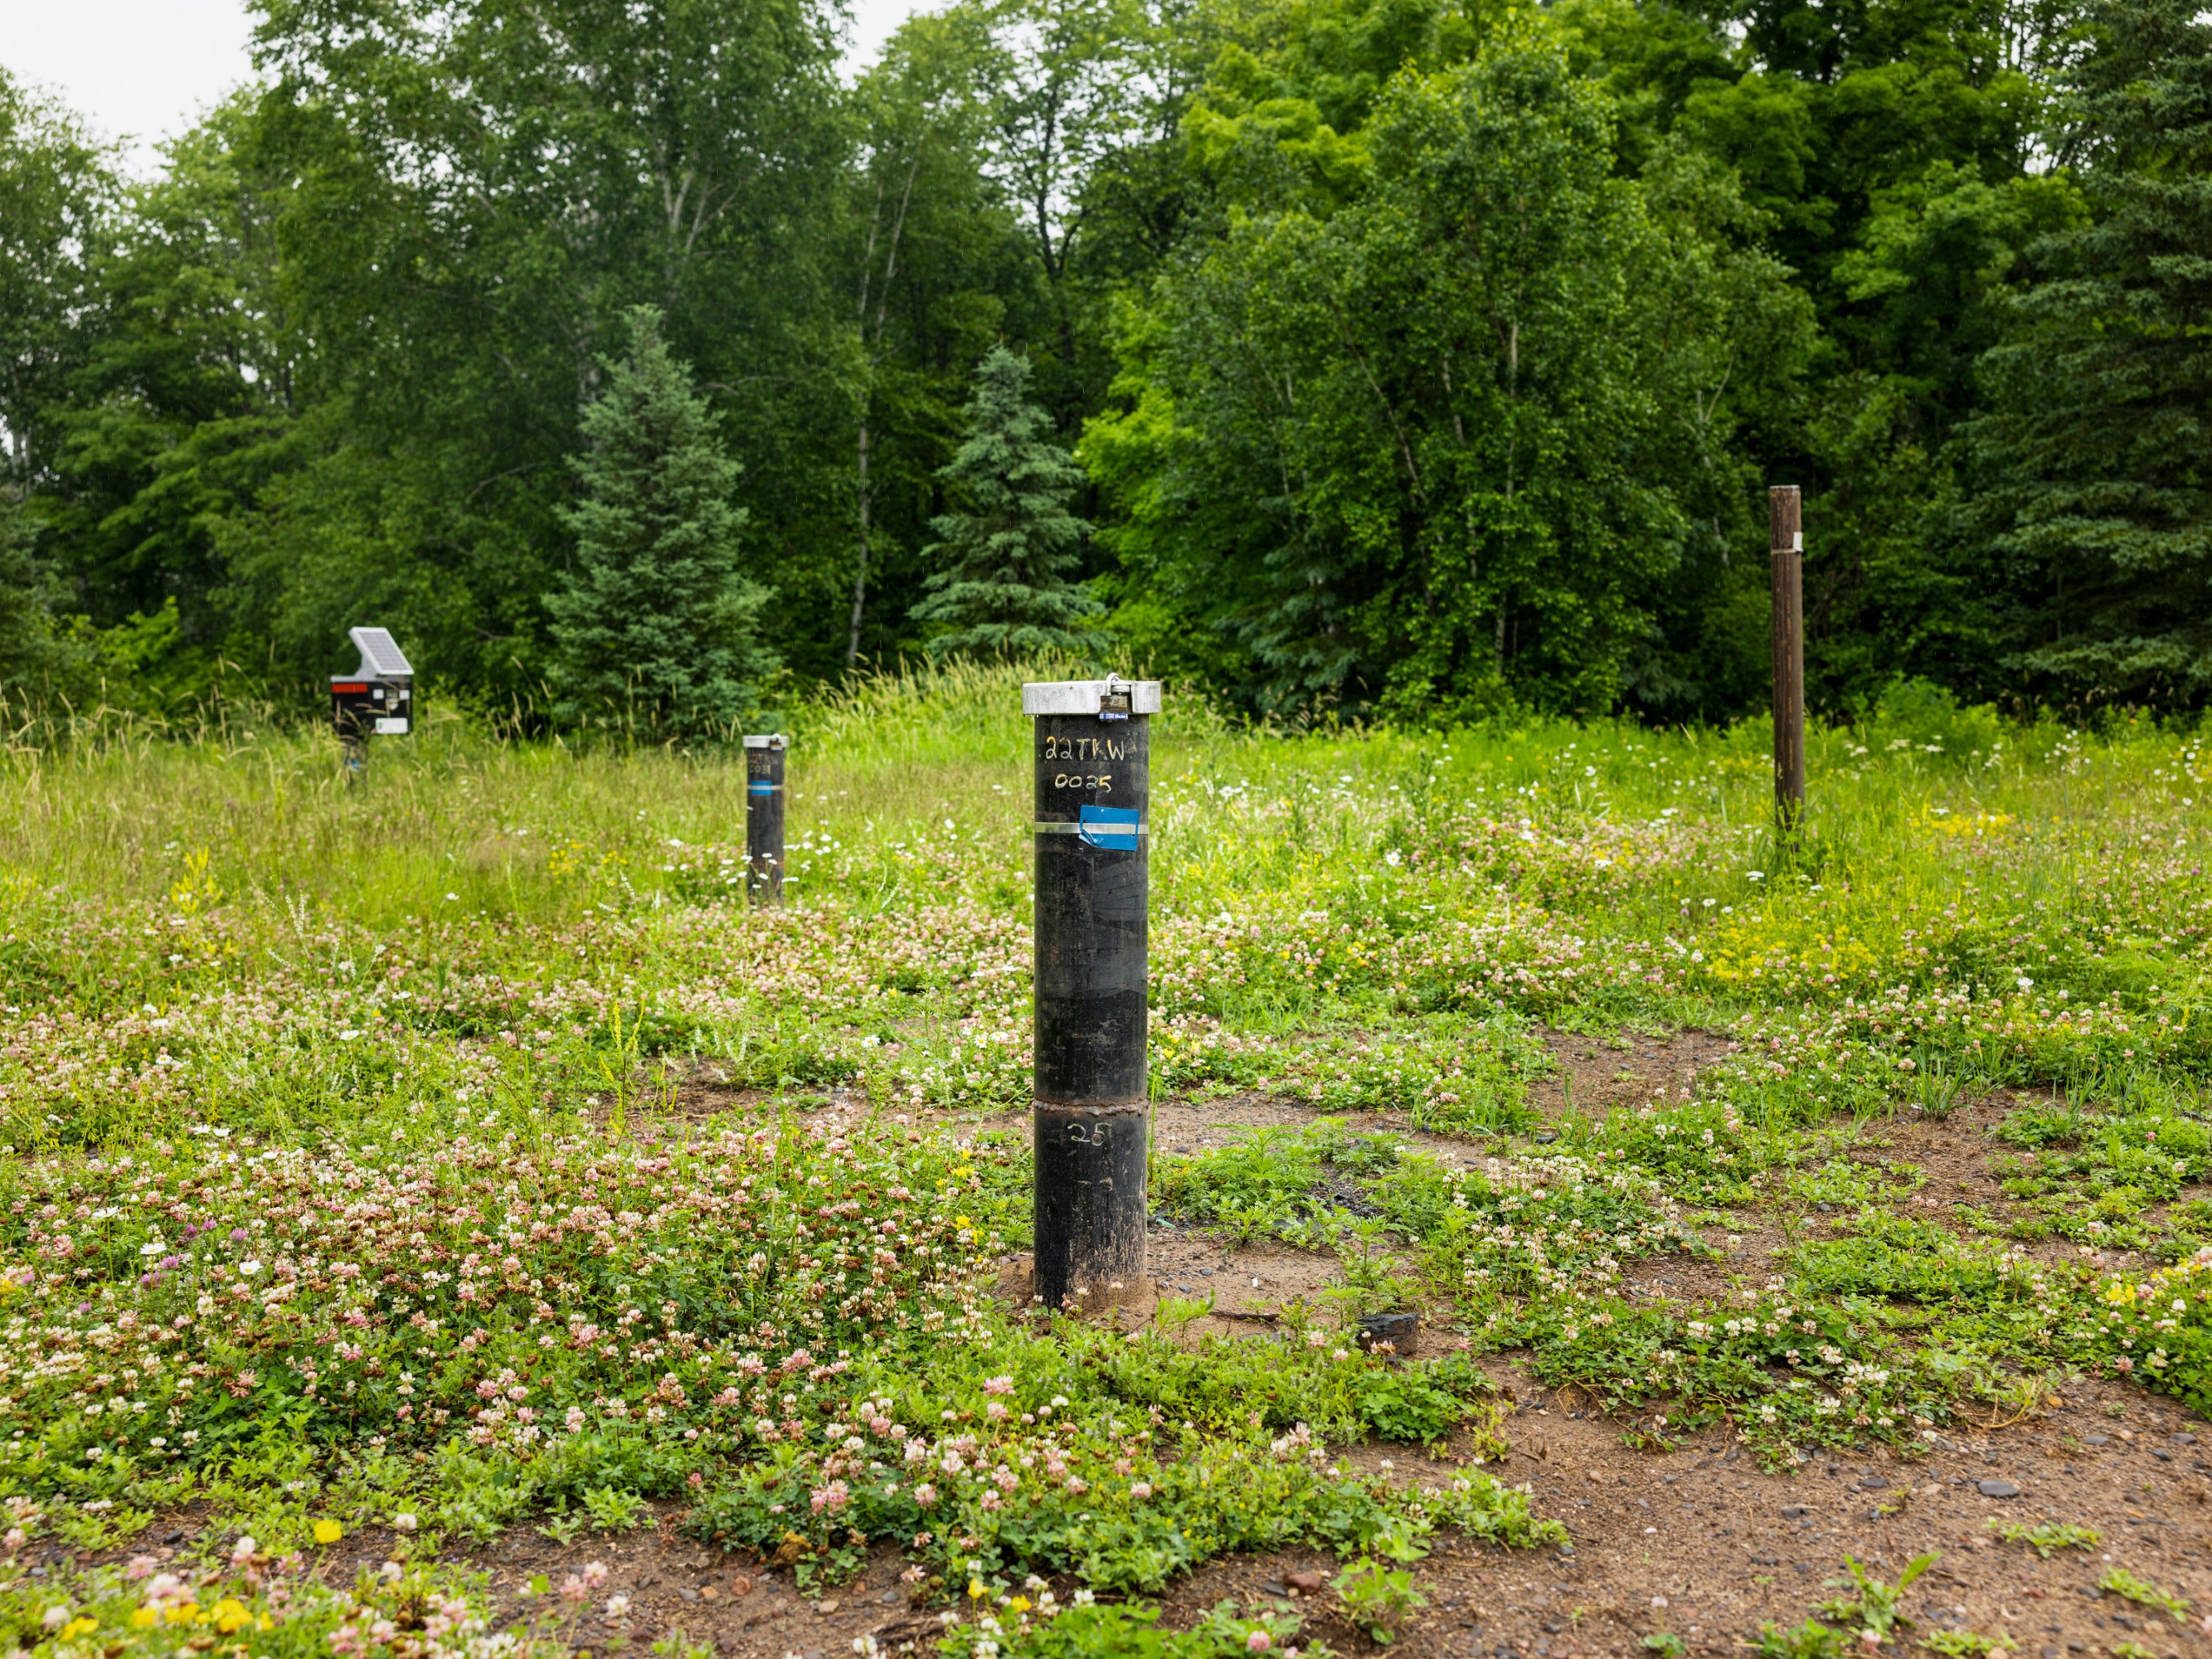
747,781 -> 777,795
1077,804 -> 1142,849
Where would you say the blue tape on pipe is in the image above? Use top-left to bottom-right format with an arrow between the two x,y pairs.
747,781 -> 776,795
1077,805 -> 1142,849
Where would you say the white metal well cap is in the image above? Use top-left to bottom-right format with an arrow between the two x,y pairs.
741,733 -> 788,749
1021,679 -> 1162,716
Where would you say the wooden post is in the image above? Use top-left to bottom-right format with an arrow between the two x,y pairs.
1769,486 -> 1806,841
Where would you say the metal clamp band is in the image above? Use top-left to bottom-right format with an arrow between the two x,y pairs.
1037,805 -> 1146,849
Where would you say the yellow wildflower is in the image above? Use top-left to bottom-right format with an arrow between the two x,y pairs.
313,1519 -> 343,1545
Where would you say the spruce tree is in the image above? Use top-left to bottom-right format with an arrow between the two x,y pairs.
548,308 -> 772,740
1969,0 -> 2212,702
910,346 -> 1106,659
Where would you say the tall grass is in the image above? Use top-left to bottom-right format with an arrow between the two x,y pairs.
0,662 -> 2200,996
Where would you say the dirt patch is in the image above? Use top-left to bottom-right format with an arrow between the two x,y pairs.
985,1226 -> 1373,1345
1151,1091 -> 1498,1164
1158,1358 -> 2212,1659
1527,1026 -> 1744,1126
638,1019 -> 1752,1156
566,1059 -> 779,1137
440,1523 -> 929,1659
665,1077 -> 775,1124
1146,1024 -> 1745,1155
184,1362 -> 2207,1659
1749,1091 -> 2210,1279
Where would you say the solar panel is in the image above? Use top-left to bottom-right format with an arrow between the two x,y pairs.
348,626 -> 413,679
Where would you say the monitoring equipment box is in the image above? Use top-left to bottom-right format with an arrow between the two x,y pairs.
331,627 -> 415,737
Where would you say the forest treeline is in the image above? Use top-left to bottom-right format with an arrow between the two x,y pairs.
2,0 -> 2208,730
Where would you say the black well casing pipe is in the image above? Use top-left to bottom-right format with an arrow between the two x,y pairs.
1027,678 -> 1160,1311
744,735 -> 786,905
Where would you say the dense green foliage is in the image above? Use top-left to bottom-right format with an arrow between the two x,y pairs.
3,0 -> 2211,720
0,497 -> 87,698
1967,0 -> 2212,703
1085,32 -> 1815,717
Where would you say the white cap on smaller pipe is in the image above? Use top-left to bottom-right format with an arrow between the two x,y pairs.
741,733 -> 787,749
1022,678 -> 1162,716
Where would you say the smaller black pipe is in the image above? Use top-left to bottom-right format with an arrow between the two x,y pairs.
744,735 -> 786,905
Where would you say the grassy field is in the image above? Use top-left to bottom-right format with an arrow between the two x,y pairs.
0,664 -> 2208,1659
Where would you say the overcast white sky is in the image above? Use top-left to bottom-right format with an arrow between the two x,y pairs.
1,0 -> 925,173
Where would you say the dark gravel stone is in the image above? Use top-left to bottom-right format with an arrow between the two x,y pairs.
1978,1479 -> 2022,1498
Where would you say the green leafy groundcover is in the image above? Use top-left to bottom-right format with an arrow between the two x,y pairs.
0,1550 -> 532,1659
2,680 -> 2210,1657
934,1598 -> 1310,1659
0,1097 -> 1555,1656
